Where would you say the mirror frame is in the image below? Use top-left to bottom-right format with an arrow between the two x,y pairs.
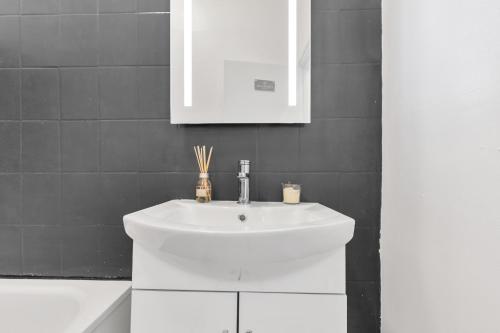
170,0 -> 311,124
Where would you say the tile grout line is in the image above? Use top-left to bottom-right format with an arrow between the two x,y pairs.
17,4 -> 23,273
0,12 -> 172,17
57,53 -> 64,273
95,0 -> 104,266
0,63 -> 382,69
53,10 -> 169,14
97,0 -> 103,177
19,39 -> 24,273
0,170 -> 382,175
0,8 -> 385,17
95,0 -> 103,265
57,0 -> 64,274
134,5 -> 141,178
1,65 -> 172,70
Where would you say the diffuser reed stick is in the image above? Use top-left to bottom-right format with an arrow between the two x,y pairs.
193,145 -> 213,173
193,147 -> 202,172
193,145 -> 213,202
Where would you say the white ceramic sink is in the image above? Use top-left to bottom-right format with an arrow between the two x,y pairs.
124,200 -> 355,268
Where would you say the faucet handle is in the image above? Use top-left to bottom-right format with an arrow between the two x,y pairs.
238,160 -> 250,174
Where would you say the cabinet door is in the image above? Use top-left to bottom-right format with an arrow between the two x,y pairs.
239,293 -> 346,333
131,290 -> 237,333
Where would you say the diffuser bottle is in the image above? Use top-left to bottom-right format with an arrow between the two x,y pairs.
193,145 -> 213,203
196,173 -> 212,203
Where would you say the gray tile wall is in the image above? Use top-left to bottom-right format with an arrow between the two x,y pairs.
0,0 -> 380,331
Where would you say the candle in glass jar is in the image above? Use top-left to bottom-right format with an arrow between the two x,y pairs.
282,183 -> 301,204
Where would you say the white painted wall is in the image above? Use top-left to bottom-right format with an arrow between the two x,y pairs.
381,1 -> 500,332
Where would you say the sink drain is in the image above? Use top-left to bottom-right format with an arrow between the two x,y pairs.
238,214 -> 246,222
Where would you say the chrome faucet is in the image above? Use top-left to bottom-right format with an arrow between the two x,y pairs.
237,160 -> 251,204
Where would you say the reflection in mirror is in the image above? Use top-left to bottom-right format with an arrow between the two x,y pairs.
171,0 -> 311,123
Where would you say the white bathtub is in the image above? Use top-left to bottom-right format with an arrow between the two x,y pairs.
0,279 -> 131,333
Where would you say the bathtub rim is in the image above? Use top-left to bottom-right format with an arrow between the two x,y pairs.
0,278 -> 131,333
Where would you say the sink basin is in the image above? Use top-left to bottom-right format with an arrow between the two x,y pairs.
124,200 -> 355,269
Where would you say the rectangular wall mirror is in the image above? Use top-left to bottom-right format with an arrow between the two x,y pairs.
171,0 -> 311,124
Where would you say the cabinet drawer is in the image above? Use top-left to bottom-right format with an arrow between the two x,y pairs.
131,290 -> 237,333
239,293 -> 347,333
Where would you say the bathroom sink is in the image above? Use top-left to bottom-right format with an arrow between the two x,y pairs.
124,200 -> 354,268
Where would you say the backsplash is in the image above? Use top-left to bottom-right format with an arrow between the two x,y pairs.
0,0 -> 381,332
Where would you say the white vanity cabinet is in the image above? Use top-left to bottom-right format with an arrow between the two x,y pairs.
124,200 -> 355,333
131,290 -> 346,333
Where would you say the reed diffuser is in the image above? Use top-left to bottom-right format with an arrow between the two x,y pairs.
193,145 -> 213,203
